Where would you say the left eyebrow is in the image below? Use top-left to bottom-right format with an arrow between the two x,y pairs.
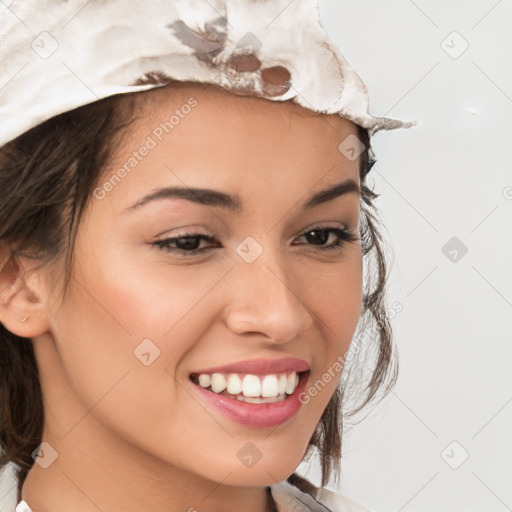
124,178 -> 360,214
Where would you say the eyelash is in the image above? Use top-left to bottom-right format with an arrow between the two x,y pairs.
151,226 -> 359,256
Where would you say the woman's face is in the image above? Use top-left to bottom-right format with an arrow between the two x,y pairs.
32,83 -> 363,488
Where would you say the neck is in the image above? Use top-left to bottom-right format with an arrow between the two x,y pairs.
21,426 -> 274,512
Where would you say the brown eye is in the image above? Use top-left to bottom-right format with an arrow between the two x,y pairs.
294,227 -> 358,251
152,233 -> 218,254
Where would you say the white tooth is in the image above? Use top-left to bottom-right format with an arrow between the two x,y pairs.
277,373 -> 287,394
240,396 -> 265,403
235,394 -> 287,404
242,374 -> 261,397
295,372 -> 299,388
269,393 -> 287,403
278,373 -> 287,395
227,374 -> 242,395
285,371 -> 297,394
211,373 -> 227,393
198,374 -> 211,388
261,374 -> 279,397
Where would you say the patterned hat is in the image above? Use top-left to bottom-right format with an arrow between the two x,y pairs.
0,0 -> 416,148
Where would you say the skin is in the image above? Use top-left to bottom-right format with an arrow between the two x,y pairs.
0,82 -> 363,512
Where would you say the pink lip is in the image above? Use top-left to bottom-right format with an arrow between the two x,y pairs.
191,357 -> 310,376
190,370 -> 310,428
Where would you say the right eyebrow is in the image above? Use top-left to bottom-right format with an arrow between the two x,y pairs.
124,178 -> 360,214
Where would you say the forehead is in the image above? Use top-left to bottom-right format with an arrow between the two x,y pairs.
98,82 -> 361,213
127,81 -> 358,151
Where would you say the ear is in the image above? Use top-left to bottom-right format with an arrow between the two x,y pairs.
0,245 -> 52,338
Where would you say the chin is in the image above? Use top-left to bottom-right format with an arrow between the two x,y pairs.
219,463 -> 300,488
216,442 -> 309,487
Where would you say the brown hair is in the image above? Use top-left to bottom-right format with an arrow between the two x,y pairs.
0,83 -> 397,501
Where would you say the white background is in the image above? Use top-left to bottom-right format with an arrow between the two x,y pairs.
311,1 -> 512,511
1,1 -> 512,511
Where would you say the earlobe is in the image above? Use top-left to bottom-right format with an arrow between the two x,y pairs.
0,251 -> 51,338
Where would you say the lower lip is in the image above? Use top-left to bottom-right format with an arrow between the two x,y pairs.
190,372 -> 310,428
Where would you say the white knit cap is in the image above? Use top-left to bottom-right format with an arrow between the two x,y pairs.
0,0 -> 416,148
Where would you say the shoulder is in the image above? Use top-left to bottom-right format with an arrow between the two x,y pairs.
269,473 -> 372,512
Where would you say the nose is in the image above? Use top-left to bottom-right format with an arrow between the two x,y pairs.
222,248 -> 314,344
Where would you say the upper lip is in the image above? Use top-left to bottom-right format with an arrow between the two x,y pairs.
191,357 -> 310,375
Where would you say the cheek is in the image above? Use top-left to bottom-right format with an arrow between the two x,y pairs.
52,241 -> 236,422
298,252 -> 362,410
309,252 -> 363,345
47,252 -> 234,468
72,233 -> 226,340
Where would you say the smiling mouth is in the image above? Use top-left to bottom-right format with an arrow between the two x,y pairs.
189,370 -> 309,404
